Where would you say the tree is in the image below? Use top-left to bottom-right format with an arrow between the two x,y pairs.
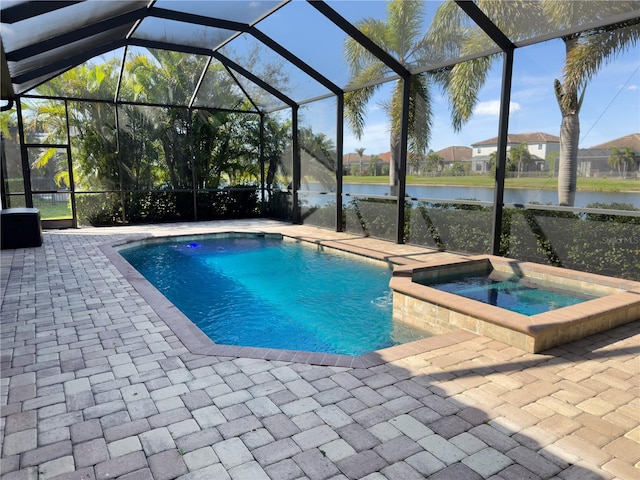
22,99 -> 71,188
408,152 -> 424,175
124,51 -> 205,190
192,109 -> 254,189
355,147 -> 366,175
546,150 -> 559,177
37,59 -> 143,191
608,146 -> 636,178
424,151 -> 443,175
299,129 -> 336,187
344,0 -> 443,194
487,151 -> 498,175
548,2 -> 639,204
450,161 -> 466,176
509,143 -> 533,177
368,154 -> 381,176
246,115 -> 291,193
429,0 -> 640,205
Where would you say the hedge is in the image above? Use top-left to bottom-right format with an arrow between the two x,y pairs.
302,200 -> 640,281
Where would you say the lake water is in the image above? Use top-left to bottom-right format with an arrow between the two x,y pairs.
302,183 -> 639,208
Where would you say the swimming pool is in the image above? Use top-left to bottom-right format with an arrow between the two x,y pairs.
118,234 -> 431,356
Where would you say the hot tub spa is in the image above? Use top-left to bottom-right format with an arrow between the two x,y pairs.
390,255 -> 640,353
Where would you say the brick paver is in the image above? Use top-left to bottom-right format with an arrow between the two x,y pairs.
1,220 -> 639,480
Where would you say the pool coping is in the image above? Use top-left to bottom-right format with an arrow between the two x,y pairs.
100,231 -> 478,367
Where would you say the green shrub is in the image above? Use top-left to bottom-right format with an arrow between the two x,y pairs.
75,186 -> 260,226
349,199 -> 639,280
75,193 -> 122,226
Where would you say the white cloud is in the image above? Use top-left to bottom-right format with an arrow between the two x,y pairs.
628,84 -> 638,91
473,100 -> 522,116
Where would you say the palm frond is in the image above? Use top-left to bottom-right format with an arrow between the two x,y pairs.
32,147 -> 56,170
427,0 -> 468,59
541,0 -> 636,31
447,56 -> 494,132
344,60 -> 388,138
344,20 -> 389,75
344,85 -> 380,139
562,19 -> 640,109
54,170 -> 70,188
386,0 -> 424,61
479,0 -> 546,40
407,74 -> 432,155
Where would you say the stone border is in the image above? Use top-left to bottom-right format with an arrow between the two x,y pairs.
100,231 -> 477,367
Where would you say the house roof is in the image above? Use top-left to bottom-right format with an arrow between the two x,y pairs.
434,146 -> 472,162
343,152 -> 371,165
343,152 -> 393,165
590,133 -> 640,152
578,148 -> 613,160
471,132 -> 560,147
378,152 -> 392,164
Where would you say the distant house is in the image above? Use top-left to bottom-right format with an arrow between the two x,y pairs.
470,132 -> 560,174
370,148 -> 472,175
578,133 -> 640,177
342,152 -> 389,175
432,146 -> 473,172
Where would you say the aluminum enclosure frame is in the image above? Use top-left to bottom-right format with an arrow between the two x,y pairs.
1,0 -> 638,247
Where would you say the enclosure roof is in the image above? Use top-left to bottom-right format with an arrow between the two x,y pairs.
1,0 -> 639,111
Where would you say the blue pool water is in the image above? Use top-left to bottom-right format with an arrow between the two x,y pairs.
120,236 -> 430,355
420,270 -> 598,316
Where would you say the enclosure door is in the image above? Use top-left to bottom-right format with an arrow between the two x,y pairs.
28,146 -> 76,228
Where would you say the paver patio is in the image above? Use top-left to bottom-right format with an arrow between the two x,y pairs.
1,219 -> 638,480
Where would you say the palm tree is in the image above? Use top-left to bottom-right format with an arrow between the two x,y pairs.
425,151 -> 443,175
355,147 -> 366,175
509,143 -> 533,178
343,0 -> 438,195
252,115 -> 291,193
368,154 -> 381,175
608,146 -> 635,178
299,128 -> 337,188
429,0 -> 640,206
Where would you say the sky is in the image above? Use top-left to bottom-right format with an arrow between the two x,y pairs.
258,0 -> 640,155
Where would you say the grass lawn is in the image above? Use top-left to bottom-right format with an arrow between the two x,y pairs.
341,175 -> 640,192
34,202 -> 72,220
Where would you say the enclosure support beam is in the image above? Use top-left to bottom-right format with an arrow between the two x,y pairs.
126,39 -> 297,109
455,0 -> 516,256
250,27 -> 342,96
0,133 -> 8,208
336,93 -> 344,232
309,1 -> 410,78
396,76 -> 411,244
292,106 -> 301,224
63,100 -> 78,228
188,112 -> 198,222
12,40 -> 126,87
259,113 -> 266,215
0,1 -> 81,24
15,99 -> 33,208
6,8 -> 148,61
114,105 -> 127,223
491,49 -> 514,255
